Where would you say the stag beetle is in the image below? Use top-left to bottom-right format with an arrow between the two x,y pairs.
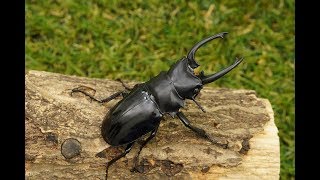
71,32 -> 243,178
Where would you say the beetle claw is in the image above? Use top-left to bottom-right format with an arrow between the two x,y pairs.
218,32 -> 228,38
200,57 -> 244,85
187,32 -> 229,68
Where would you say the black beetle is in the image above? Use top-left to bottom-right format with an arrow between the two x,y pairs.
71,32 -> 243,178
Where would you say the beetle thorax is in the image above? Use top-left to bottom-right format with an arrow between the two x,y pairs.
167,57 -> 203,99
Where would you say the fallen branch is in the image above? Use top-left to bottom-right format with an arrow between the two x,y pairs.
25,70 -> 279,179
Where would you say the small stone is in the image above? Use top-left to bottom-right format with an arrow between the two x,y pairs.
61,138 -> 82,159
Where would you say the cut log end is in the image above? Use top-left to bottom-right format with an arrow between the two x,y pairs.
25,70 -> 279,179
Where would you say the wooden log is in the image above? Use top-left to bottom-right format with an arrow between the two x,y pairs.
25,70 -> 280,179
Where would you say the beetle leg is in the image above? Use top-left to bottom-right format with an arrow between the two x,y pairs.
116,79 -> 133,91
176,112 -> 228,149
106,142 -> 134,179
131,123 -> 160,173
71,86 -> 126,103
99,91 -> 128,103
191,97 -> 206,113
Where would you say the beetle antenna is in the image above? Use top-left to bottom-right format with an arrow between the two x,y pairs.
187,32 -> 228,68
191,97 -> 206,113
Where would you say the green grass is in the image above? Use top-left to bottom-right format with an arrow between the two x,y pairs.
26,0 -> 294,178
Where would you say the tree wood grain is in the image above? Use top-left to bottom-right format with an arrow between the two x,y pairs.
25,70 -> 279,180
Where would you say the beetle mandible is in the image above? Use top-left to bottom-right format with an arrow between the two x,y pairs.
71,32 -> 243,178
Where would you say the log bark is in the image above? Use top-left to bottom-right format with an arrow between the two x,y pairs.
25,70 -> 280,180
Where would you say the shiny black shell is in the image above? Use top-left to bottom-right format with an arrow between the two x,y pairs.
101,84 -> 163,146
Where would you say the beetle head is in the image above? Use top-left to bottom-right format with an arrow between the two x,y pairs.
167,57 -> 203,100
168,32 -> 243,101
